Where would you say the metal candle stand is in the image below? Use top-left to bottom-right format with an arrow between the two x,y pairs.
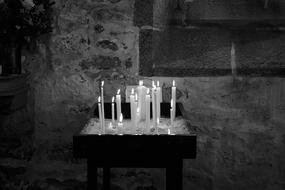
73,102 -> 197,190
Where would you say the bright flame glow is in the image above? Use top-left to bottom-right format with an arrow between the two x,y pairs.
112,96 -> 115,102
98,96 -> 101,102
117,89 -> 120,95
139,80 -> 143,86
119,114 -> 123,123
173,80 -> 175,87
137,107 -> 140,113
157,118 -> 159,124
147,88 -> 150,94
131,88 -> 134,94
168,129 -> 171,135
157,80 -> 160,87
101,81 -> 104,87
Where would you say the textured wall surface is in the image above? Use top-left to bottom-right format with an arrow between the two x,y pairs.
1,0 -> 285,190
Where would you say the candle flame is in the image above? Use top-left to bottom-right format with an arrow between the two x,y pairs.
173,80 -> 175,87
135,93 -> 138,101
117,89 -> 120,95
168,129 -> 171,135
101,81 -> 104,87
119,113 -> 123,123
139,80 -> 143,86
131,88 -> 134,94
98,96 -> 101,102
147,88 -> 150,94
137,107 -> 140,113
157,80 -> 160,87
112,96 -> 115,102
157,118 -> 159,124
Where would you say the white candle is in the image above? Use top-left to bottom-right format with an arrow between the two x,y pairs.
112,96 -> 115,124
156,81 -> 162,103
98,96 -> 103,134
156,81 -> 161,123
145,88 -> 150,132
137,80 -> 147,121
152,82 -> 157,129
170,98 -> 174,127
134,93 -> 138,128
101,81 -> 105,130
172,80 -> 176,120
118,113 -> 123,130
116,89 -> 121,122
130,88 -> 135,126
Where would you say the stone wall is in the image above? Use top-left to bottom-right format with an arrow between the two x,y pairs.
1,0 -> 285,190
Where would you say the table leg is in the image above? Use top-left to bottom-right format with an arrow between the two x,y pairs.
87,159 -> 98,190
103,167 -> 111,190
166,159 -> 183,190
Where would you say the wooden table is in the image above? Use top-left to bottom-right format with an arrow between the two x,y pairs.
73,103 -> 197,190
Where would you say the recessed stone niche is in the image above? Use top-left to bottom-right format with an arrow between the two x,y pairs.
134,0 -> 285,77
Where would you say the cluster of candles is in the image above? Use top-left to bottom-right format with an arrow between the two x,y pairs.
97,80 -> 177,134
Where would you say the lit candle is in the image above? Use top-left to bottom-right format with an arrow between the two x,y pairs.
101,81 -> 105,130
112,96 -> 115,124
136,106 -> 140,132
156,81 -> 161,123
152,82 -> 157,129
117,113 -> 123,131
170,98 -> 174,127
172,80 -> 176,121
130,88 -> 135,126
137,80 -> 146,121
116,89 -> 121,123
98,96 -> 103,134
145,88 -> 150,132
134,93 -> 138,129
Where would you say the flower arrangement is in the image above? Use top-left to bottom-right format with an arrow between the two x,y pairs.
0,0 -> 54,45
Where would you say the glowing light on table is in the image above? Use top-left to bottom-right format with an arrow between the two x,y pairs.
116,89 -> 121,123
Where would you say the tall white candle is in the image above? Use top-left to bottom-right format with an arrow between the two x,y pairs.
152,82 -> 157,129
156,81 -> 161,123
98,96 -> 103,134
117,113 -> 123,133
145,88 -> 150,132
156,81 -> 162,103
137,80 -> 147,121
116,89 -> 121,122
112,96 -> 115,124
134,93 -> 138,129
101,81 -> 105,130
172,80 -> 176,120
130,88 -> 135,126
170,98 -> 174,127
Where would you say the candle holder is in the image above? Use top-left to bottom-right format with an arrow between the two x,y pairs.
74,101 -> 196,190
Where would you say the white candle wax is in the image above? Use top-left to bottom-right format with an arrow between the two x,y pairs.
171,80 -> 176,120
156,81 -> 161,123
116,89 -> 121,123
117,113 -> 123,133
152,83 -> 157,129
134,93 -> 138,129
112,96 -> 115,124
145,88 -> 150,133
137,80 -> 147,121
130,88 -> 135,126
98,96 -> 103,134
101,81 -> 105,130
170,98 -> 174,134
